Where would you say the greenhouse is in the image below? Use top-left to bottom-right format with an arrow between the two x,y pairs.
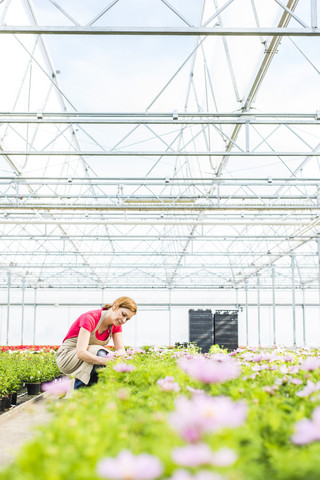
1,0 -> 320,478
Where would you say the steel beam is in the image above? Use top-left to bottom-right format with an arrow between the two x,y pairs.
1,150 -> 319,156
0,26 -> 318,35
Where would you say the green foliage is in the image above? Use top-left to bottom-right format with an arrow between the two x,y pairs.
1,347 -> 320,480
0,350 -> 61,394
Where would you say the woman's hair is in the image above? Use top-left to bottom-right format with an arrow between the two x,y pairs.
102,296 -> 137,315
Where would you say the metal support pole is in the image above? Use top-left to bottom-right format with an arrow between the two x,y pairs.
302,286 -> 306,346
245,281 -> 249,345
291,255 -> 296,346
257,274 -> 261,345
33,288 -> 37,345
6,272 -> 11,346
101,287 -> 104,305
311,0 -> 318,28
318,238 -> 320,311
168,288 -> 172,346
21,278 -> 25,345
272,266 -> 276,345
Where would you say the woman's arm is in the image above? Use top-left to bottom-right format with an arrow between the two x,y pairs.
113,332 -> 126,355
76,327 -> 108,365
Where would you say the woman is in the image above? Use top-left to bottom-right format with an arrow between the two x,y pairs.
55,296 -> 137,389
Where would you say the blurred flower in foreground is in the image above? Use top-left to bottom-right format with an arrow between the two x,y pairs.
169,469 -> 224,480
168,394 -> 247,442
299,357 -> 320,371
172,444 -> 237,468
41,377 -> 72,397
157,376 -> 180,392
113,363 -> 135,373
178,357 -> 240,384
172,443 -> 214,467
211,448 -> 237,467
291,407 -> 320,445
97,450 -> 163,480
296,380 -> 320,397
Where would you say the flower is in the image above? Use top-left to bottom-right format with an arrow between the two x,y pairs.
178,357 -> 240,384
291,407 -> 320,445
41,377 -> 72,397
296,380 -> 320,397
211,448 -> 237,467
171,443 -> 214,467
168,394 -> 247,442
169,470 -> 223,480
113,363 -> 135,373
157,376 -> 180,392
299,357 -> 320,371
97,450 -> 163,480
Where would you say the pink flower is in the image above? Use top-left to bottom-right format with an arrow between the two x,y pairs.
291,407 -> 320,445
211,448 -> 237,467
178,357 -> 240,384
299,357 -> 320,371
157,377 -> 180,392
41,377 -> 72,397
169,470 -> 223,480
168,394 -> 247,442
289,377 -> 302,385
296,380 -> 320,397
171,443 -> 214,467
97,450 -> 163,480
113,363 -> 135,373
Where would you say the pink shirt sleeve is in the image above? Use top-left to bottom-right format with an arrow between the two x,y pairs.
112,325 -> 122,334
79,312 -> 97,332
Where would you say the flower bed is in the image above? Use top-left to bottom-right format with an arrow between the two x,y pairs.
1,345 -> 320,479
0,348 -> 61,410
0,345 -> 59,352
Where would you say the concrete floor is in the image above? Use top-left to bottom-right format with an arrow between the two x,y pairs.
0,397 -> 52,469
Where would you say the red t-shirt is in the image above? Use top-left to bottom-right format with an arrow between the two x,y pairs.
62,309 -> 122,343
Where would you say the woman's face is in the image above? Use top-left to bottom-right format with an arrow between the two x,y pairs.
112,306 -> 134,326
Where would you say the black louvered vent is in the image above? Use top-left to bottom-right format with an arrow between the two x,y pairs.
189,309 -> 213,354
214,310 -> 238,351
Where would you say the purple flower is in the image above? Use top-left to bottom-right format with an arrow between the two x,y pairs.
178,357 -> 240,384
97,450 -> 163,480
168,394 -> 247,442
113,363 -> 135,373
157,377 -> 180,392
291,407 -> 320,445
299,357 -> 320,371
171,443 -> 214,467
41,377 -> 72,397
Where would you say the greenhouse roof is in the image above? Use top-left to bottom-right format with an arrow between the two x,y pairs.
0,0 -> 319,290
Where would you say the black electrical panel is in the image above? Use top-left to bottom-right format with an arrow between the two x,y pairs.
214,310 -> 238,351
189,309 -> 213,353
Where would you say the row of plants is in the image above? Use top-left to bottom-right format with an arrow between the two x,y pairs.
0,345 -> 59,352
1,344 -> 320,479
0,349 -> 61,401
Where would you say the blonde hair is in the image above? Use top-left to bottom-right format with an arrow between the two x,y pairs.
102,296 -> 137,315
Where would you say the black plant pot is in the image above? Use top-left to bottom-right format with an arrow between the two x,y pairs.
0,396 -> 7,412
26,383 -> 41,395
4,394 -> 12,409
11,392 -> 18,405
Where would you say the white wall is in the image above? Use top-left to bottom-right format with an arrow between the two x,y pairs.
0,287 -> 319,347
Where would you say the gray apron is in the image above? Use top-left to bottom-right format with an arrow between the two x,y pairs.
55,313 -> 112,384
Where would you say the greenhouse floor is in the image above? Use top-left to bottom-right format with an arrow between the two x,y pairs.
0,394 -> 52,468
